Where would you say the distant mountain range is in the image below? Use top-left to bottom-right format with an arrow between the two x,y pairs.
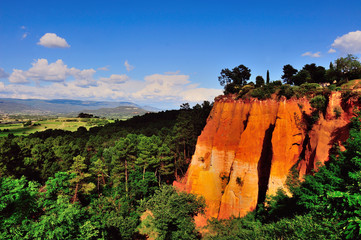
0,98 -> 160,118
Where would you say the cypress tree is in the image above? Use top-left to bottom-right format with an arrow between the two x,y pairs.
266,70 -> 270,84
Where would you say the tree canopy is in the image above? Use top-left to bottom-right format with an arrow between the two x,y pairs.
218,64 -> 251,94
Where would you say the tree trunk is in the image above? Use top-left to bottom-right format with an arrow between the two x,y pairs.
101,172 -> 106,185
143,165 -> 146,180
72,183 -> 79,204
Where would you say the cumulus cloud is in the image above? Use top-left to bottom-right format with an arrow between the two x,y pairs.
328,48 -> 336,53
68,68 -> 97,87
331,30 -> 361,54
132,72 -> 222,103
4,60 -> 222,108
8,59 -> 95,87
26,59 -> 68,82
301,51 -> 321,58
37,33 -> 70,48
124,60 -> 134,71
0,68 -> 9,79
100,74 -> 129,84
9,69 -> 29,83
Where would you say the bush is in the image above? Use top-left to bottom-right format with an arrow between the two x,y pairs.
278,84 -> 295,99
23,120 -> 32,127
250,84 -> 276,100
333,106 -> 342,118
328,84 -> 337,91
294,83 -> 320,97
239,84 -> 254,97
310,95 -> 327,113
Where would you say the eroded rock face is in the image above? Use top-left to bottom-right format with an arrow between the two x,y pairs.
181,92 -> 357,223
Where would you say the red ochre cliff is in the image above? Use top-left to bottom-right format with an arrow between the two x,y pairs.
175,91 -> 358,225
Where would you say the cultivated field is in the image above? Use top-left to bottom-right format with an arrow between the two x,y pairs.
0,118 -> 112,137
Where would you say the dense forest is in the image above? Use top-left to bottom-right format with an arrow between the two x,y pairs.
0,102 -> 211,239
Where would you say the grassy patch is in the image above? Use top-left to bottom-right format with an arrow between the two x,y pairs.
0,118 -> 111,136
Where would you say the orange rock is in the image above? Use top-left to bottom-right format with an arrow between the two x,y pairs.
180,92 -> 359,224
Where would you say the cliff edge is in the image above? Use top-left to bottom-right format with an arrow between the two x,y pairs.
177,91 -> 359,225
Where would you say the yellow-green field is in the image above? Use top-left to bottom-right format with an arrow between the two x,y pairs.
0,118 -> 113,137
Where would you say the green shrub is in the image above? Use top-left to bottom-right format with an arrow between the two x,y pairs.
294,83 -> 320,97
310,95 -> 327,113
250,84 -> 276,100
278,84 -> 295,99
239,84 -> 254,97
328,84 -> 337,91
333,106 -> 342,118
23,120 -> 32,127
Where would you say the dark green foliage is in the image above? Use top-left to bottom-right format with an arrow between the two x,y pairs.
278,84 -> 295,99
205,214 -> 340,240
302,63 -> 326,83
142,185 -> 205,240
310,95 -> 327,113
250,84 -> 276,99
0,177 -> 40,239
333,106 -> 342,118
0,103 -> 212,239
218,65 -> 251,94
78,112 -> 94,118
293,83 -> 320,98
282,64 -> 298,84
23,120 -> 32,126
334,54 -> 361,82
255,75 -> 265,88
293,69 -> 311,86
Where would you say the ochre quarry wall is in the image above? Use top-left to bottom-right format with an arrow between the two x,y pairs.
179,92 -> 357,225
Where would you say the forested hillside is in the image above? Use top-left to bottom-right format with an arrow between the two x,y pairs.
0,101 -> 211,239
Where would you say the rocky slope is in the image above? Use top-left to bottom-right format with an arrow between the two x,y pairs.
176,91 -> 358,225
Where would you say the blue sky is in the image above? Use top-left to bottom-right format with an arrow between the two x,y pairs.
1,0 -> 361,109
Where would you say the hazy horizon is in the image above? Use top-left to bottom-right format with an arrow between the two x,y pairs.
1,0 -> 361,109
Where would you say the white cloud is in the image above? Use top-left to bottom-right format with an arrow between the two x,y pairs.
21,26 -> 26,30
132,72 -> 222,103
328,48 -> 336,53
9,69 -> 29,83
37,33 -> 70,48
0,82 -> 5,92
124,60 -> 134,71
301,51 -> 321,58
22,32 -> 28,40
4,60 -> 222,108
100,74 -> 129,84
0,68 -> 9,79
98,66 -> 109,71
8,59 -> 95,87
181,88 -> 223,102
26,59 -> 68,82
68,68 -> 97,87
331,30 -> 361,54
